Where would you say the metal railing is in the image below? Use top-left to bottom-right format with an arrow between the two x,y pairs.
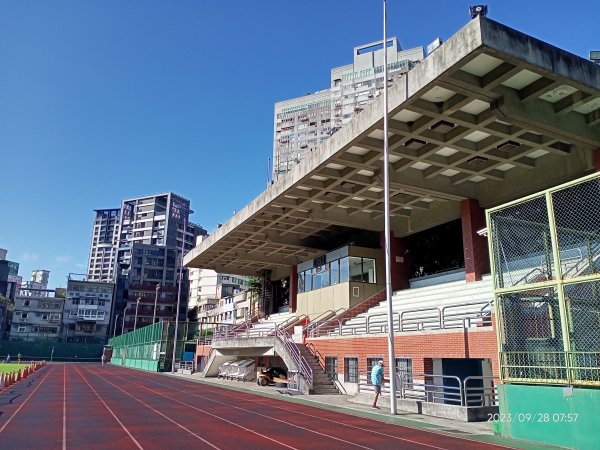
305,342 -> 346,394
358,371 -> 499,407
274,325 -> 312,388
305,309 -> 346,337
310,300 -> 493,337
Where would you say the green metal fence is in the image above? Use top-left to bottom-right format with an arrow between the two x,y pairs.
108,320 -> 192,372
488,173 -> 600,386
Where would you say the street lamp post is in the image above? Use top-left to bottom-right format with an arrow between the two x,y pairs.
152,283 -> 161,324
134,298 -> 141,331
113,314 -> 120,337
171,215 -> 188,373
382,0 -> 398,414
121,307 -> 126,335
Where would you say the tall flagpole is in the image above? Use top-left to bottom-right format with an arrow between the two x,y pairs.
383,0 -> 398,415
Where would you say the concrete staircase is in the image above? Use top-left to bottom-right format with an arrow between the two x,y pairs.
299,344 -> 340,395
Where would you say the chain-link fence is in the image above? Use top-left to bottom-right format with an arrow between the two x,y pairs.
109,320 -> 191,372
489,174 -> 600,386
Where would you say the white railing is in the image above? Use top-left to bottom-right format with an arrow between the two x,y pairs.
358,372 -> 499,407
311,300 -> 493,337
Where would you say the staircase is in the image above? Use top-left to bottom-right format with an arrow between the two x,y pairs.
299,344 -> 340,395
307,289 -> 387,337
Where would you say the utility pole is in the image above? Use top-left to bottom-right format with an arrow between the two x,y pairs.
172,212 -> 188,373
152,283 -> 161,324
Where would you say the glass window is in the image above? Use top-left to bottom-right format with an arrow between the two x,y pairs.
344,357 -> 359,383
312,268 -> 321,290
318,264 -> 330,288
340,257 -> 349,283
366,357 -> 384,385
348,257 -> 363,282
330,260 -> 339,285
325,357 -> 338,381
396,357 -> 413,383
305,270 -> 312,292
297,273 -> 305,294
363,258 -> 376,283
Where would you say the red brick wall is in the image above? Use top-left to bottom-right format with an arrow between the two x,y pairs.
307,326 -> 499,378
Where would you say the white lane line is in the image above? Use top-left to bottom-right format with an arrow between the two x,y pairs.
0,366 -> 54,434
81,367 -> 222,450
142,375 -> 452,450
72,365 -> 144,450
117,374 -> 372,450
63,364 -> 66,450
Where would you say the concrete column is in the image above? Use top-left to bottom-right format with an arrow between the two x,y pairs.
461,198 -> 489,282
380,231 -> 411,291
594,148 -> 600,171
289,265 -> 298,313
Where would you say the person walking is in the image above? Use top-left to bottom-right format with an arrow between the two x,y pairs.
5,354 -> 10,363
371,360 -> 386,409
101,354 -> 106,366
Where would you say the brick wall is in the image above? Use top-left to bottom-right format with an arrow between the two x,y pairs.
307,325 -> 499,378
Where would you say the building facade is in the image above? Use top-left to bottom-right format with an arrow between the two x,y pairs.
63,276 -> 115,343
273,37 -> 424,178
86,193 -> 207,334
9,288 -> 64,342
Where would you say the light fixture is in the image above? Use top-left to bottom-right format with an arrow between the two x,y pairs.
497,140 -> 520,152
404,138 -> 427,150
467,156 -> 489,166
470,5 -> 488,19
430,120 -> 455,133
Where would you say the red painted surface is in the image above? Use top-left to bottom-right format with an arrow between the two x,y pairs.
461,199 -> 489,282
380,231 -> 411,290
595,148 -> 600,171
0,363 -> 509,449
290,265 -> 298,313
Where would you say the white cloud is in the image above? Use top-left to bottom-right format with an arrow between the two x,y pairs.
20,252 -> 39,262
55,255 -> 71,264
75,263 -> 87,269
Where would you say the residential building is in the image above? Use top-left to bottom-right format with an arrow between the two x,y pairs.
9,288 -> 64,342
273,37 -> 424,178
86,193 -> 207,333
21,269 -> 49,291
62,275 -> 115,343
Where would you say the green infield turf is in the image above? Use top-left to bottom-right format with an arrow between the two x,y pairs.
0,363 -> 28,374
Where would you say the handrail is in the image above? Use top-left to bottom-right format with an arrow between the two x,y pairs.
274,325 -> 312,388
306,308 -> 347,337
463,376 -> 499,407
305,342 -> 346,395
309,300 -> 493,338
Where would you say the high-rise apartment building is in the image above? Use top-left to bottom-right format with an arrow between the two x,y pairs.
87,193 -> 207,333
273,37 -> 424,178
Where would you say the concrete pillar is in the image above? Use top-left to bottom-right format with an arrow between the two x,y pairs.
461,198 -> 489,282
380,231 -> 411,291
289,265 -> 298,313
594,148 -> 600,171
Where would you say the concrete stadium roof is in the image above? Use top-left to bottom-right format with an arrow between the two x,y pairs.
185,17 -> 600,278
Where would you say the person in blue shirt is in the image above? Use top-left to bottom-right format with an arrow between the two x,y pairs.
371,360 -> 386,409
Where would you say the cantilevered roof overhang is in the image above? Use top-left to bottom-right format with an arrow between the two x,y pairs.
185,17 -> 600,278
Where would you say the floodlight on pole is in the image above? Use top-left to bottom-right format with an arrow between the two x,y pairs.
382,0 -> 398,415
469,4 -> 488,19
171,214 -> 188,373
134,298 -> 140,331
153,283 -> 161,324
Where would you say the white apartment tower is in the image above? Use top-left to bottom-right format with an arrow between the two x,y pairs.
273,37 -> 424,178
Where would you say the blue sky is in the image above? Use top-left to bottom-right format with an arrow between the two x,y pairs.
0,0 -> 597,288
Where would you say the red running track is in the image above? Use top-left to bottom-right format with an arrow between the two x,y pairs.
0,364 -> 512,450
